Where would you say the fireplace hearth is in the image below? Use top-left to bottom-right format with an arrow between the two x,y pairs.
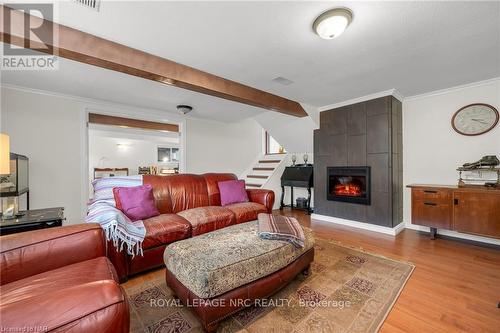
327,166 -> 371,205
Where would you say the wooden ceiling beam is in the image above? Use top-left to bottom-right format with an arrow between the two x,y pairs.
0,5 -> 308,117
88,113 -> 179,133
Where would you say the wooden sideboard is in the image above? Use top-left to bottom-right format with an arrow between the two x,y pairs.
407,184 -> 500,239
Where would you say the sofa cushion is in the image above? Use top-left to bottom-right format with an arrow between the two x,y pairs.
143,175 -> 174,214
0,257 -> 118,301
164,221 -> 314,298
0,257 -> 127,332
177,206 -> 236,236
143,174 -> 210,214
142,214 -> 191,249
113,184 -> 159,221
225,202 -> 267,224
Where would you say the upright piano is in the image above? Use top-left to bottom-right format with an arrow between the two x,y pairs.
280,164 -> 314,214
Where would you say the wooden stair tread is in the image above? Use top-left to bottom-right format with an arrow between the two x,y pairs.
258,160 -> 281,163
253,167 -> 274,171
247,175 -> 268,179
246,183 -> 262,187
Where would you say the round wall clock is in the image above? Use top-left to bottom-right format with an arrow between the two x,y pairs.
451,103 -> 499,136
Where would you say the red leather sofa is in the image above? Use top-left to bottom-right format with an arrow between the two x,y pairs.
108,173 -> 275,282
0,224 -> 129,333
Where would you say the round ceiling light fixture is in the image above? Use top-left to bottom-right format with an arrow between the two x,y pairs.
313,7 -> 353,40
176,104 -> 193,115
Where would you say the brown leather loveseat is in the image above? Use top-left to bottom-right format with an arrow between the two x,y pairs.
0,223 -> 129,332
108,173 -> 275,282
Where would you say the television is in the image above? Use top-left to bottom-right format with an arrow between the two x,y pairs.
0,153 -> 29,197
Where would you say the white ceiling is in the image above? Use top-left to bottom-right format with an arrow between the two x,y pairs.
2,1 -> 499,121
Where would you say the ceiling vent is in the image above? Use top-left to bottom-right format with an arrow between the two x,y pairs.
272,77 -> 294,86
74,0 -> 101,11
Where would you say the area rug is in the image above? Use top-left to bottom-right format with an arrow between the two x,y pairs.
124,238 -> 414,333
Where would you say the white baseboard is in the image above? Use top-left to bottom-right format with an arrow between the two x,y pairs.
405,223 -> 500,246
310,213 -> 500,245
311,213 -> 406,236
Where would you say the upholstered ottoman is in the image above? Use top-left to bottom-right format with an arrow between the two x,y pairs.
164,220 -> 314,332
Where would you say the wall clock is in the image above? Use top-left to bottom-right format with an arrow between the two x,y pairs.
451,103 -> 499,136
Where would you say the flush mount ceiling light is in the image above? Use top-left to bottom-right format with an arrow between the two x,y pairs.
313,7 -> 353,39
177,104 -> 193,115
116,143 -> 130,150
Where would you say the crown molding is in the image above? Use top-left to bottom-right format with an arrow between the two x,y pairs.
317,77 -> 499,112
318,88 -> 404,112
391,89 -> 405,103
403,77 -> 500,102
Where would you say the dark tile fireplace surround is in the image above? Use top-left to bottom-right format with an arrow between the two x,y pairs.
313,96 -> 403,228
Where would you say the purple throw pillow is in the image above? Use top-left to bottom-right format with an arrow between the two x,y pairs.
113,184 -> 159,221
218,179 -> 249,206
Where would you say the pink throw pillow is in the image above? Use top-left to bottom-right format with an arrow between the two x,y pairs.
113,184 -> 159,221
218,180 -> 249,206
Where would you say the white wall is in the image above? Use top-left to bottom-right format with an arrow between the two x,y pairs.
185,117 -> 262,175
1,87 -> 87,225
403,78 -> 500,244
254,111 -> 317,154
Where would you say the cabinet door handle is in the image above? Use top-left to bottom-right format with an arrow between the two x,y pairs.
424,190 -> 437,193
424,202 -> 437,206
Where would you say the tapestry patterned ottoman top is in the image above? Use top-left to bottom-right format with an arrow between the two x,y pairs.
164,221 -> 314,298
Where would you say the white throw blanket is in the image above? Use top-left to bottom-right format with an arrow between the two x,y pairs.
85,175 -> 146,256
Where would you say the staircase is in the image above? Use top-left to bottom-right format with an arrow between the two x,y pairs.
243,155 -> 286,189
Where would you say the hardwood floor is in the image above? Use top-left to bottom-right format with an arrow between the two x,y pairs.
124,208 -> 500,332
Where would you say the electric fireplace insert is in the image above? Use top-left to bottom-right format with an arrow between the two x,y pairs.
327,166 -> 371,205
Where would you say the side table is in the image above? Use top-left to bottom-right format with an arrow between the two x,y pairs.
0,207 -> 65,235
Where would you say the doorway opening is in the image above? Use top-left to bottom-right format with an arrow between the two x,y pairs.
87,113 -> 181,197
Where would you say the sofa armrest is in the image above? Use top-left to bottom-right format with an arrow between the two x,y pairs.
0,223 -> 106,285
247,189 -> 275,213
